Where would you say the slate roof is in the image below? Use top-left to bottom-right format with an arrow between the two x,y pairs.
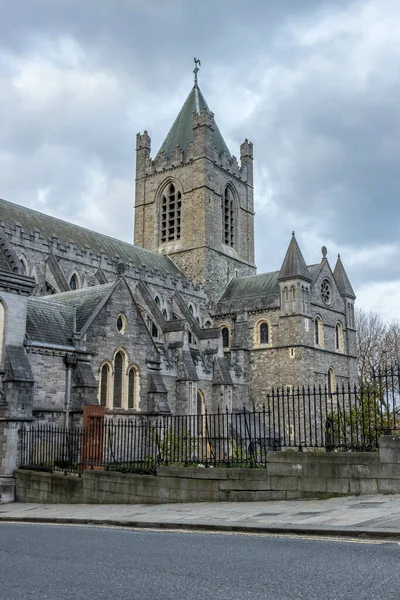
215,260 -> 327,313
334,256 -> 356,298
307,264 -> 321,281
219,271 -> 280,302
156,84 -> 231,159
278,234 -> 311,281
0,198 -> 183,278
27,298 -> 75,346
44,283 -> 115,331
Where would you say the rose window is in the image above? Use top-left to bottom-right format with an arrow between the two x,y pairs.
321,280 -> 332,306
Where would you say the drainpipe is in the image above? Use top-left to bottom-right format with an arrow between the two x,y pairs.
63,355 -> 77,428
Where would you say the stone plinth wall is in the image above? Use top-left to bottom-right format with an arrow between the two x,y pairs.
15,436 -> 400,504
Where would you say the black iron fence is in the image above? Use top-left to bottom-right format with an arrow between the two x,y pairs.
19,367 -> 400,474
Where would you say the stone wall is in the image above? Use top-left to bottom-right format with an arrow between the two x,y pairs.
14,435 -> 400,504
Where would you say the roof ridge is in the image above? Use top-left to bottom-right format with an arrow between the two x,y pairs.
0,197 -> 158,256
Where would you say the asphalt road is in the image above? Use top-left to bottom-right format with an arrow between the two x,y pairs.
0,524 -> 399,600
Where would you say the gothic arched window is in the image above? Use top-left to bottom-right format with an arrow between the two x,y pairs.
99,363 -> 111,407
19,259 -> 27,276
69,274 -> 78,290
113,351 -> 124,408
223,186 -> 235,247
161,183 -> 181,243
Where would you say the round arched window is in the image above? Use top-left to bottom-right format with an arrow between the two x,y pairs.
221,327 -> 230,349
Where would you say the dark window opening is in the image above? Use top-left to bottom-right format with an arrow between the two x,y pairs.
223,187 -> 234,247
315,319 -> 320,345
69,274 -> 78,290
335,324 -> 341,350
221,327 -> 229,348
100,365 -> 108,406
128,369 -> 136,410
113,352 -> 123,408
151,322 -> 158,338
260,322 -> 269,344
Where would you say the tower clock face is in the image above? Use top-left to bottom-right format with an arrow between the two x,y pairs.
321,279 -> 332,306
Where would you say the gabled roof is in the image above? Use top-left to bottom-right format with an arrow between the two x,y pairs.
44,282 -> 116,331
0,198 -> 183,278
219,271 -> 280,302
215,271 -> 281,313
333,255 -> 356,298
26,298 -> 75,346
156,84 -> 231,159
278,233 -> 311,282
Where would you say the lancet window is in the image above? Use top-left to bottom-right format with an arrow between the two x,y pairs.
223,186 -> 235,247
161,183 -> 181,243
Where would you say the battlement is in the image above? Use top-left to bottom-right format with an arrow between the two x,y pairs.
141,133 -> 250,183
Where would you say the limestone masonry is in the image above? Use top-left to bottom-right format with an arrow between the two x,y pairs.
0,75 -> 357,501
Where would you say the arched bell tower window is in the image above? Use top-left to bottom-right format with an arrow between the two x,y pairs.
223,186 -> 235,247
161,183 -> 181,243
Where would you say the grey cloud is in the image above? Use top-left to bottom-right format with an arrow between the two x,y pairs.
1,0 -> 399,317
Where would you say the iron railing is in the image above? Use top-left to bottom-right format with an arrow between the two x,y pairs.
18,366 -> 400,474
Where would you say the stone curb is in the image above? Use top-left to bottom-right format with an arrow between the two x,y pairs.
1,515 -> 400,540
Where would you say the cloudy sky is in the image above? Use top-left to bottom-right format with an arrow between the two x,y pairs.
1,0 -> 400,319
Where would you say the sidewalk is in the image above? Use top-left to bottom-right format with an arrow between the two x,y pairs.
2,495 -> 400,538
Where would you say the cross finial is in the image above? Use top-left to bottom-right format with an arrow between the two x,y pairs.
193,57 -> 201,85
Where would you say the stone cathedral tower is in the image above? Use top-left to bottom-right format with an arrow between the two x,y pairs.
134,69 -> 256,303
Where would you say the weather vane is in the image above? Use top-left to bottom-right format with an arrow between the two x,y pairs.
193,57 -> 201,85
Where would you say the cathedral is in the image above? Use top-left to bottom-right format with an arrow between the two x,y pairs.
0,72 -> 357,431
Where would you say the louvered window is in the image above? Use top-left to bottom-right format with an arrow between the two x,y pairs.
161,183 -> 181,243
223,187 -> 234,247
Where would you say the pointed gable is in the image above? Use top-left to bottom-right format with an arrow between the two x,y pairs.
156,84 -> 231,159
333,255 -> 356,299
278,233 -> 311,282
44,282 -> 117,331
